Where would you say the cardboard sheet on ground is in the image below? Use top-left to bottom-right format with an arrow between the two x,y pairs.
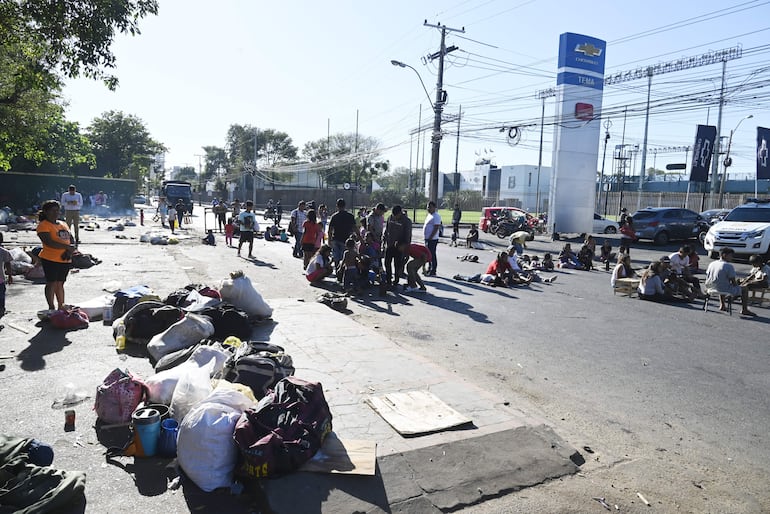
366,390 -> 472,436
300,433 -> 377,475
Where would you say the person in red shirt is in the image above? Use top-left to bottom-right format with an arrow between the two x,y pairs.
301,209 -> 324,269
481,252 -> 514,286
400,242 -> 432,292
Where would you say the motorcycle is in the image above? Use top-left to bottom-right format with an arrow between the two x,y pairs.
491,216 -> 530,239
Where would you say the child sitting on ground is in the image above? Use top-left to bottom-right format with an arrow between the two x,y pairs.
466,226 -> 479,248
542,253 -> 555,271
599,239 -> 615,271
202,229 -> 215,246
306,245 -> 333,283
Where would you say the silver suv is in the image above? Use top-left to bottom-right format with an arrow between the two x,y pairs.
704,199 -> 770,259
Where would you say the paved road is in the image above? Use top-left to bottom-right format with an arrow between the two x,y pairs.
2,206 -> 768,513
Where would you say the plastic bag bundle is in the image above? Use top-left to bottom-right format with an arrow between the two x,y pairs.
219,271 -> 273,319
146,313 -> 214,362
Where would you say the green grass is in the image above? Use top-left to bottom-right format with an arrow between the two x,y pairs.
402,208 -> 480,225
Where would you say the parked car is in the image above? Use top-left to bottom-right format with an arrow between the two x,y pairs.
704,199 -> 770,258
592,213 -> 618,234
133,195 -> 147,204
699,208 -> 731,225
631,207 -> 705,245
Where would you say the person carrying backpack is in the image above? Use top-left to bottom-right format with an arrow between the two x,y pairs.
237,201 -> 259,258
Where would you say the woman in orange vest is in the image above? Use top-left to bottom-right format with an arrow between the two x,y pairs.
36,200 -> 76,311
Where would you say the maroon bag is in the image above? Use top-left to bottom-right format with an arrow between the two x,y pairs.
49,307 -> 89,329
233,377 -> 332,479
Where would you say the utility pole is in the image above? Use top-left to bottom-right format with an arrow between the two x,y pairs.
254,127 -> 259,204
536,88 -> 555,215
598,119 -> 612,211
454,105 -> 461,194
709,59 -> 727,209
424,21 -> 463,205
637,67 -> 653,211
194,153 -> 204,205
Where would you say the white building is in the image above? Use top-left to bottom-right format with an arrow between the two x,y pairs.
437,163 -> 552,212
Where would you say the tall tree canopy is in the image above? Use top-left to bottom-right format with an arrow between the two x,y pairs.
0,0 -> 159,92
302,133 -> 385,188
0,0 -> 159,171
87,110 -> 165,181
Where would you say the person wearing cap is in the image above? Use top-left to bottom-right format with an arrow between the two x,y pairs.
290,201 -> 307,259
328,198 -> 358,279
423,201 -> 441,276
383,205 -> 412,287
705,247 -> 756,316
60,185 -> 83,245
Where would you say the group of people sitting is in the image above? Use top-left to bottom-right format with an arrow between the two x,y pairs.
609,243 -> 768,317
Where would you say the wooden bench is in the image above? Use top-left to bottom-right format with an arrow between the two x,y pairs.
613,277 -> 640,297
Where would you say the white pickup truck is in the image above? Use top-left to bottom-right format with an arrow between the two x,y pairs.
704,199 -> 770,259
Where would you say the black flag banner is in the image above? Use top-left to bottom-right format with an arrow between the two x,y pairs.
690,124 -> 717,183
758,126 -> 770,180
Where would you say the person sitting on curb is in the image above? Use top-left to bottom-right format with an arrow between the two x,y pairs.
466,225 -> 479,248
705,247 -> 757,316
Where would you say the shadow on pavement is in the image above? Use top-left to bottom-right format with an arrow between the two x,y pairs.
17,326 -> 75,371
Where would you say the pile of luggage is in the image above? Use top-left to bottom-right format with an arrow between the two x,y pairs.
91,271 -> 333,492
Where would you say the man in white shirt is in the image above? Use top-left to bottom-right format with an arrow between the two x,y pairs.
669,245 -> 702,297
290,201 -> 307,259
422,201 -> 441,276
60,185 -> 83,244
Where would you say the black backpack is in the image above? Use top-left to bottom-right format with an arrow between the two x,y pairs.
125,305 -> 184,343
198,303 -> 252,341
220,342 -> 295,400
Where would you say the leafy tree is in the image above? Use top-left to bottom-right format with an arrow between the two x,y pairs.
0,0 -> 159,93
173,166 -> 196,182
202,146 -> 228,180
87,110 -> 165,182
302,133 -> 382,188
0,1 -> 157,171
9,116 -> 95,174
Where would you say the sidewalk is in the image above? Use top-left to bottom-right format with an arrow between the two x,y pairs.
0,213 -> 581,513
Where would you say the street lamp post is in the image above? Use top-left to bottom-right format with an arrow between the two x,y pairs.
719,114 -> 754,207
391,59 -> 442,204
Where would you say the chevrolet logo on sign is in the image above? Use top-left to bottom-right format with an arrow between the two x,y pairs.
574,43 -> 602,57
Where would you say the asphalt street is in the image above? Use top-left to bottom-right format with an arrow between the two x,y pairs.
1,205 -> 768,513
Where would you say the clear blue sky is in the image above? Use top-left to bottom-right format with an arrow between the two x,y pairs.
62,0 -> 770,179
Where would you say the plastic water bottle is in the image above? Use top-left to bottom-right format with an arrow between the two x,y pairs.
115,321 -> 126,351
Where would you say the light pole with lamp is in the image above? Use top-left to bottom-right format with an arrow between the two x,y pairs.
719,114 -> 753,207
391,59 -> 444,204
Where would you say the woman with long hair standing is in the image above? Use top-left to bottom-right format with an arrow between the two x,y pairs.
36,200 -> 75,311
